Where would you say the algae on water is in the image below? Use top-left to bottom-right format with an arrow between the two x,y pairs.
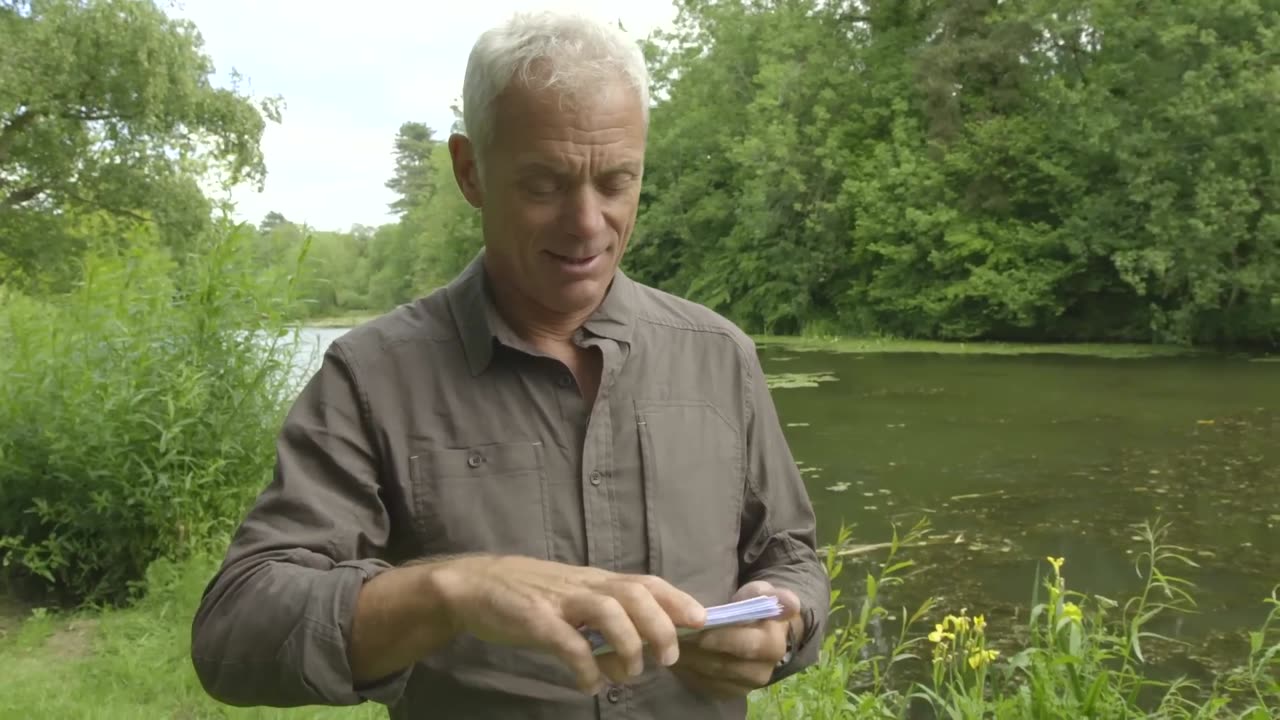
766,371 -> 838,389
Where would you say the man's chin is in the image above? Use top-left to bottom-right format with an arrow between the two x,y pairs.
536,277 -> 610,315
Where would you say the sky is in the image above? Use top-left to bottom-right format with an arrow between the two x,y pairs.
165,1 -> 679,232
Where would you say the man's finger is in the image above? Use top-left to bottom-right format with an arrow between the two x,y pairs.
733,581 -> 801,622
773,587 -> 802,620
562,592 -> 643,684
605,580 -> 681,668
680,649 -> 777,691
531,611 -> 603,694
672,663 -> 757,698
595,652 -> 632,687
692,623 -> 774,659
731,580 -> 775,602
634,574 -> 707,629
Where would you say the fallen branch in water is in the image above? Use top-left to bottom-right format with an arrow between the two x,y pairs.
822,533 -> 964,558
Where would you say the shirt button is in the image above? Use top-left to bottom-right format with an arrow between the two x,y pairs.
466,453 -> 483,468
589,471 -> 602,486
605,686 -> 622,703
557,373 -> 573,388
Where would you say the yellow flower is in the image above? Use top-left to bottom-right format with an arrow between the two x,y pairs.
929,623 -> 955,643
942,611 -> 971,633
974,615 -> 987,633
1063,602 -> 1083,623
967,648 -> 1001,670
1047,556 -> 1065,573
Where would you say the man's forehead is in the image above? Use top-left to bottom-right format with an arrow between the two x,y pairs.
511,155 -> 643,173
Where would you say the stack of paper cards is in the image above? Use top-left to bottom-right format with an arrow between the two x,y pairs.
583,595 -> 785,656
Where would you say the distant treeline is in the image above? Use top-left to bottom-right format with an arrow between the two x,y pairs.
264,1 -> 1280,348
4,0 -> 1277,348
623,0 -> 1279,347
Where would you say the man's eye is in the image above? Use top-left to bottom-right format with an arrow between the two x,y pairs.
600,175 -> 635,193
522,178 -> 559,195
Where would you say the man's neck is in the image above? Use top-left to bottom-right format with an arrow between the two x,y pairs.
488,281 -> 601,352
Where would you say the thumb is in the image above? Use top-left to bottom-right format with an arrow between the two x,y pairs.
731,580 -> 775,602
732,581 -> 801,621
773,587 -> 802,621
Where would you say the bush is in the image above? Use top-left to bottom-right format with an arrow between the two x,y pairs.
0,221 -> 308,606
749,519 -> 1280,719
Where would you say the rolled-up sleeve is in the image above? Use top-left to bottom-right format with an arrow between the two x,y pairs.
735,340 -> 830,679
190,340 -> 410,707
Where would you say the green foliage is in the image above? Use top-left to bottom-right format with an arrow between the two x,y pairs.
253,136 -> 482,321
749,519 -> 1280,719
0,549 -> 385,719
0,0 -> 280,291
0,221 -> 306,606
625,0 -> 1280,349
0,518 -> 1273,718
749,520 -> 936,718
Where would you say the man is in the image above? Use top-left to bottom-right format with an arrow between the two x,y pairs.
191,10 -> 828,719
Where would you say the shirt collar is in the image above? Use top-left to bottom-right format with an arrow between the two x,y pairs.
445,250 -> 638,376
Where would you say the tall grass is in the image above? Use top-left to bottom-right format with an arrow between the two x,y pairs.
0,221 -> 308,606
750,519 -> 1280,719
0,517 -> 1272,718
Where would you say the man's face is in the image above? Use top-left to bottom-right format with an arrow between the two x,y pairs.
454,78 -> 646,318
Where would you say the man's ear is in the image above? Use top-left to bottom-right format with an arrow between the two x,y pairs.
448,133 -> 484,208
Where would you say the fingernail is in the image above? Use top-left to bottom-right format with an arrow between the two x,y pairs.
661,645 -> 679,667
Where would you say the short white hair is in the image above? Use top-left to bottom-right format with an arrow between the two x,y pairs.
461,10 -> 650,166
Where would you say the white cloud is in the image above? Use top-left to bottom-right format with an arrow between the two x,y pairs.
166,0 -> 678,232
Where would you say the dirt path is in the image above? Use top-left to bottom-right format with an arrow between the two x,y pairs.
0,592 -> 98,658
0,593 -> 28,641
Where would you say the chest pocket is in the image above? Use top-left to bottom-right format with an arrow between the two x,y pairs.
409,440 -> 550,560
636,400 -> 744,606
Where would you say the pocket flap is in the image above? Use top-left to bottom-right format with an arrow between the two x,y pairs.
413,441 -> 544,480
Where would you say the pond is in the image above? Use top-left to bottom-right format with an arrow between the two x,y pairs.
292,327 -> 1278,673
760,343 -> 1278,673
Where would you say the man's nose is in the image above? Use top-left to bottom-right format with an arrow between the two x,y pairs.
562,186 -> 607,239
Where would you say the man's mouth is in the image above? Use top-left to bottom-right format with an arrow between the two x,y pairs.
546,250 -> 602,268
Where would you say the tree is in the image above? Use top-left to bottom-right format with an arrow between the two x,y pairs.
258,211 -> 289,234
385,121 -> 438,218
626,0 -> 1278,348
0,0 -> 281,289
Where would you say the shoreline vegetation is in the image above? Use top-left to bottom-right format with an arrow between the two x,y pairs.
302,314 -> 1213,359
1,519 -> 1275,719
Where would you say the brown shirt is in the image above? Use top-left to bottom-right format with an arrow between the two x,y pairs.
190,254 -> 829,719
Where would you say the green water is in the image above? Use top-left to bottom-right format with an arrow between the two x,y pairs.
761,345 -> 1279,671
297,329 -> 1277,668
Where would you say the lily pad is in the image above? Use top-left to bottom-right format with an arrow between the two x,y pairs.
766,372 -> 838,389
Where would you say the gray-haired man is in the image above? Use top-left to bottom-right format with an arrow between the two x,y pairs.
191,10 -> 829,719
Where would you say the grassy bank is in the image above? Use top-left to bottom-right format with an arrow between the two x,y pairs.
300,313 -> 1203,360
302,311 -> 382,328
0,552 -> 379,720
1,520 -> 1275,719
754,334 -> 1202,359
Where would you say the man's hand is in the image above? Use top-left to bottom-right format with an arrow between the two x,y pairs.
670,581 -> 802,698
431,555 -> 707,694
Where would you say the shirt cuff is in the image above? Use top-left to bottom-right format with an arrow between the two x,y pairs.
311,559 -> 414,706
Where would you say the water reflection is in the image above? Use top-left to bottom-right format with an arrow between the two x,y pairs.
289,327 -> 351,384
